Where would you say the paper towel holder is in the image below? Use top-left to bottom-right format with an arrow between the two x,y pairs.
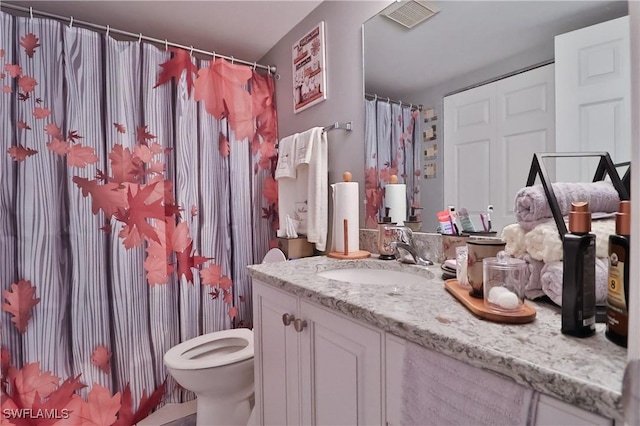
327,172 -> 371,260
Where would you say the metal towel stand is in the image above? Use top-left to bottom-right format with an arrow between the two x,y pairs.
525,152 -> 630,240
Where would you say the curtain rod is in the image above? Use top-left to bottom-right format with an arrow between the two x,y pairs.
0,3 -> 277,74
365,93 -> 423,111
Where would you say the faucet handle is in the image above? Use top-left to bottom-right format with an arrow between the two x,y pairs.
397,226 -> 413,244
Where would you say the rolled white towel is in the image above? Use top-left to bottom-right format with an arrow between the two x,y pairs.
525,218 -> 615,263
540,258 -> 609,306
502,223 -> 528,257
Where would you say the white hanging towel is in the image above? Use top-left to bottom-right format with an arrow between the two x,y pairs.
276,134 -> 304,238
296,127 -> 328,252
275,134 -> 297,179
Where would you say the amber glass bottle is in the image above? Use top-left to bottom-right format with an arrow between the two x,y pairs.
606,201 -> 631,348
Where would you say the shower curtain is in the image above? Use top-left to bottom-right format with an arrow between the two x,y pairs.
0,11 -> 278,422
364,99 -> 422,228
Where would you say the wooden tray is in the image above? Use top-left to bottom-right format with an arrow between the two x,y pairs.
327,250 -> 371,260
444,279 -> 536,324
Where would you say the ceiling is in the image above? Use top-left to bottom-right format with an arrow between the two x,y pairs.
364,0 -> 628,98
2,1 -> 323,63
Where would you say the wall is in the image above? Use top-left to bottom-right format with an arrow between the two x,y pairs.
260,0 -> 389,245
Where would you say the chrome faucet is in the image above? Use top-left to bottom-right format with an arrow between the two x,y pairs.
389,226 -> 433,266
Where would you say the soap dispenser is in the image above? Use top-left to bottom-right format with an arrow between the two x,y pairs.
404,207 -> 423,232
377,207 -> 397,260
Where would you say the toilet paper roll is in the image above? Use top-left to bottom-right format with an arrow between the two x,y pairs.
331,182 -> 360,253
385,184 -> 407,225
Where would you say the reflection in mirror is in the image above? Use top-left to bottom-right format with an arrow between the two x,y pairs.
364,95 -> 422,229
363,1 -> 629,233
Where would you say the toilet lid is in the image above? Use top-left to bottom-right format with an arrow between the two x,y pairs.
164,328 -> 253,370
262,248 -> 286,263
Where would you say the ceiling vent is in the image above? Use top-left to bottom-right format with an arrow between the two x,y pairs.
381,1 -> 440,29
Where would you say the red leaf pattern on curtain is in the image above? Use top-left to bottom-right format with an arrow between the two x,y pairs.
4,63 -> 22,77
2,280 -> 41,334
91,345 -> 112,374
153,48 -> 198,95
7,144 -> 37,162
20,33 -> 41,58
18,75 -> 37,93
46,138 -> 70,155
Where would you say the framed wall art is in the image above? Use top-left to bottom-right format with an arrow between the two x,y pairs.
292,21 -> 327,113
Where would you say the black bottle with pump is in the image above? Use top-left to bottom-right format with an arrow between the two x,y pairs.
606,200 -> 631,347
561,201 -> 596,338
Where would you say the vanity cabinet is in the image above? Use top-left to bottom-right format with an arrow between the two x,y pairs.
253,280 -> 383,425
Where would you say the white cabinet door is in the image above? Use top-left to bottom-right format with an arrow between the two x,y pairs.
299,301 -> 383,426
385,334 -> 407,426
535,394 -> 613,426
253,282 -> 301,426
555,16 -> 631,183
444,64 -> 555,233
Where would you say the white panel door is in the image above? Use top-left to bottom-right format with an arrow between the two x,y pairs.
444,83 -> 495,229
299,301 -> 382,426
253,282 -> 301,426
444,64 -> 555,233
495,64 -> 555,227
555,16 -> 631,183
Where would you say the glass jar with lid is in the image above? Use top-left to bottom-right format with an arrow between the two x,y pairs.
482,251 -> 527,312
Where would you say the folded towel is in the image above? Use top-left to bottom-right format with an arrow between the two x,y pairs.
401,341 -> 536,426
274,134 -> 297,179
502,223 -> 527,257
518,253 -> 546,300
514,181 -> 620,224
525,218 -> 615,263
539,258 -> 609,306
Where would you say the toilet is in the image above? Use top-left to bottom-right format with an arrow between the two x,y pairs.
164,248 -> 286,426
164,328 -> 254,426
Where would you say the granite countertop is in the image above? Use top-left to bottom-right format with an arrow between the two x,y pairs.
247,255 -> 627,421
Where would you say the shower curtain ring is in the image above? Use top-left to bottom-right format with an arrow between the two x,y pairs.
69,16 -> 74,28
374,94 -> 377,101
29,7 -> 33,20
165,39 -> 168,51
212,51 -> 216,60
253,62 -> 257,71
138,33 -> 143,43
231,56 -> 235,64
106,25 -> 110,38
189,45 -> 194,56
387,97 -> 390,103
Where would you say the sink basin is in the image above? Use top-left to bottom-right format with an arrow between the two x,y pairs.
316,268 -> 426,285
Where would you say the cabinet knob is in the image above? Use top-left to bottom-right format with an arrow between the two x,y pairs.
293,318 -> 307,332
282,313 -> 295,326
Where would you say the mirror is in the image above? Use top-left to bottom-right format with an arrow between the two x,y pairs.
363,0 -> 629,233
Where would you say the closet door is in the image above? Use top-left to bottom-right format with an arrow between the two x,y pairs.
555,16 -> 631,182
444,64 -> 555,233
443,82 -> 496,230
495,64 -> 556,227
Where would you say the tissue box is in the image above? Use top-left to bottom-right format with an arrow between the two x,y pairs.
277,237 -> 314,259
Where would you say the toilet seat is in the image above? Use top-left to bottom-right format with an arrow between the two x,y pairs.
164,328 -> 253,370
